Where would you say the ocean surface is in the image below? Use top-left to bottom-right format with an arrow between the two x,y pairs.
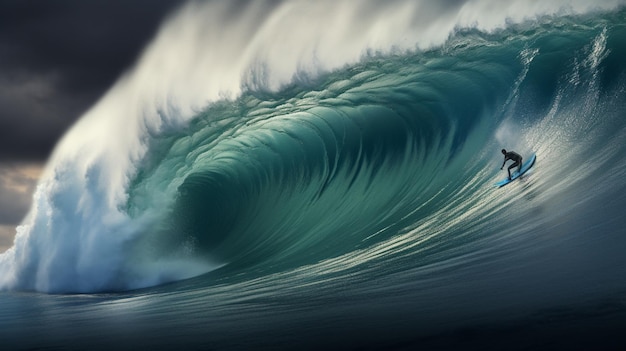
2,1 -> 626,350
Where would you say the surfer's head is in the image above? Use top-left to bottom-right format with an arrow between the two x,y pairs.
501,149 -> 506,154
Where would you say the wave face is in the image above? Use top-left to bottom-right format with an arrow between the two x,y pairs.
1,0 -> 626,299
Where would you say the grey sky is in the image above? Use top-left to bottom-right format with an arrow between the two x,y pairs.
0,163 -> 40,251
0,0 -> 185,161
0,0 -> 184,251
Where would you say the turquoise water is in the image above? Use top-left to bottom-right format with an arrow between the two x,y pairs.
2,2 -> 626,350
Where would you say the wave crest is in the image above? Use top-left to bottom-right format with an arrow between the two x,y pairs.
1,1 -> 625,293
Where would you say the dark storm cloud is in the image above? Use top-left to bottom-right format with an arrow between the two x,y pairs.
0,0 -> 185,161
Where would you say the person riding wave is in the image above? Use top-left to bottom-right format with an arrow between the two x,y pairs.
500,149 -> 522,180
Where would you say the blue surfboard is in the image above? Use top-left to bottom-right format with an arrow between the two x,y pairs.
495,153 -> 536,188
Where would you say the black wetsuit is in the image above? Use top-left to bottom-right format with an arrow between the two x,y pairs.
502,151 -> 523,179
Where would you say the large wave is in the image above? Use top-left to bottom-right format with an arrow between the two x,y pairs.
1,0 -> 625,293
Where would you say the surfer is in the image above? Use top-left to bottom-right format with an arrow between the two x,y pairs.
500,149 -> 522,180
